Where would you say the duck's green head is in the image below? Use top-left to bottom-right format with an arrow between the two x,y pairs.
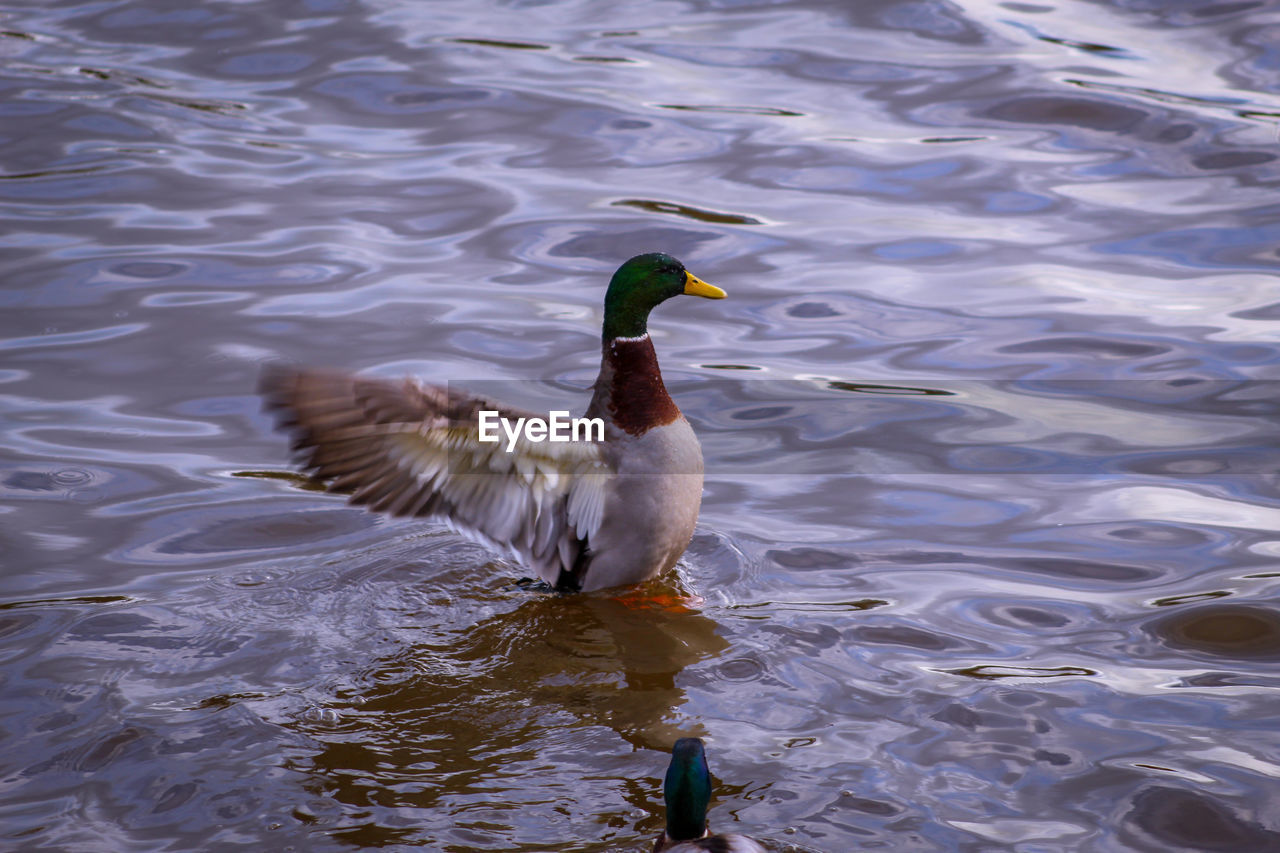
663,737 -> 712,842
602,253 -> 725,341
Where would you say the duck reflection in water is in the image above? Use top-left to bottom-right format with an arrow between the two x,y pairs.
291,569 -> 729,846
444,578 -> 730,749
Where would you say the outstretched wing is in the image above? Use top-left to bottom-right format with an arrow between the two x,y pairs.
259,365 -> 609,586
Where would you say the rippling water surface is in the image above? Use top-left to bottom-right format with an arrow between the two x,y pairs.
3,1 -> 1279,850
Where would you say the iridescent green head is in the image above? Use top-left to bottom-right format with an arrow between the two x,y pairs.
602,253 -> 725,342
663,737 -> 712,842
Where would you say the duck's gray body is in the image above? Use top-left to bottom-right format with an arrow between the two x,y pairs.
578,414 -> 703,591
567,334 -> 704,590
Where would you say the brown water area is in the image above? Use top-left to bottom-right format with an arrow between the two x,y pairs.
2,1 -> 1279,851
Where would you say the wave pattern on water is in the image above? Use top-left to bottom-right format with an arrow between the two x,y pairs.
2,0 -> 1279,850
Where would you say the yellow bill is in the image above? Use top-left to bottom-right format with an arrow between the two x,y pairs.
684,272 -> 726,299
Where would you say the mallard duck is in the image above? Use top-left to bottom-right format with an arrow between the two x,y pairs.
259,253 -> 725,592
654,738 -> 766,852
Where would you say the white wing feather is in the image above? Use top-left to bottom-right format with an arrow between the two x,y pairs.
260,366 -> 610,585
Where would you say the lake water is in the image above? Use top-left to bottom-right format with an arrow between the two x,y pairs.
3,1 -> 1279,850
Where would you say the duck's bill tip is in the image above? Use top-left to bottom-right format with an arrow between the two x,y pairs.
684,272 -> 726,299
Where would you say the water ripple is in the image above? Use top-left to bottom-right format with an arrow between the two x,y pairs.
3,0 -> 1279,849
